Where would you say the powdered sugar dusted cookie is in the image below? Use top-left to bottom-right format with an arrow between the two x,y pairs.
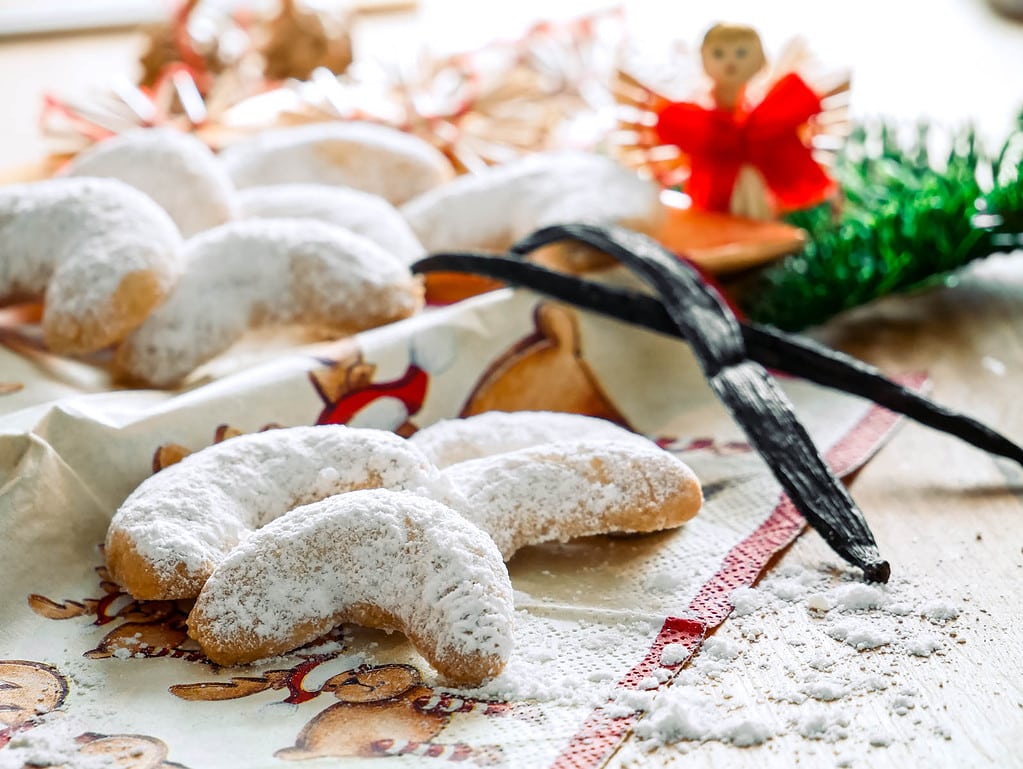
400,151 -> 664,254
443,439 -> 702,560
188,488 -> 513,685
114,218 -> 423,387
105,425 -> 461,601
238,183 -> 425,264
220,122 -> 455,205
410,410 -> 653,468
0,177 -> 181,354
64,128 -> 238,237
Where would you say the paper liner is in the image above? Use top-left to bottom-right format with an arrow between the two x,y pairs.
0,288 -> 910,768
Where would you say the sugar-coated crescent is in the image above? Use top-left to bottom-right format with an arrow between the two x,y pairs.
443,438 -> 703,560
105,425 -> 461,601
188,488 -> 514,686
409,410 -> 653,468
400,151 -> 664,255
0,177 -> 182,354
64,128 -> 239,236
219,122 -> 455,205
238,183 -> 425,264
113,218 -> 423,387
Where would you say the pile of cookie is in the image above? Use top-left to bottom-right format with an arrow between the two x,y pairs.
0,123 -> 663,388
105,412 -> 703,686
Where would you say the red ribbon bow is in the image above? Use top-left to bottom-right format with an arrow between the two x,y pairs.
655,73 -> 834,213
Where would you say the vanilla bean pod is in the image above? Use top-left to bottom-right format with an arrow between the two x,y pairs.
745,324 -> 1023,466
412,253 -> 1023,467
416,223 -> 891,581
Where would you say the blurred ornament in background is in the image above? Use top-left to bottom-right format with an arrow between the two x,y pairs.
258,0 -> 354,81
138,0 -> 241,90
988,0 -> 1023,19
41,0 -> 358,156
267,7 -> 626,173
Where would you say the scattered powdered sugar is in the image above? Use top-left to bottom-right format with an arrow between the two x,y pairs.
830,582 -> 888,612
795,706 -> 851,742
0,714 -> 115,769
904,633 -> 944,657
461,616 -> 661,708
646,568 -> 684,594
803,678 -> 849,702
699,636 -> 740,662
825,618 -> 891,650
612,561 -> 964,760
920,599 -> 961,624
729,586 -> 765,616
889,690 -> 918,716
627,688 -> 772,748
660,643 -> 690,667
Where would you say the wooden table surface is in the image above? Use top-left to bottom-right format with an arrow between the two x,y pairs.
2,2 -> 1022,767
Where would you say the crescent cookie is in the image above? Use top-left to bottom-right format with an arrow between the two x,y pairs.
105,425 -> 461,600
188,488 -> 514,685
64,128 -> 238,237
0,177 -> 182,354
114,218 -> 423,387
443,439 -> 703,560
238,183 -> 425,264
219,122 -> 455,205
409,410 -> 654,468
400,151 -> 664,254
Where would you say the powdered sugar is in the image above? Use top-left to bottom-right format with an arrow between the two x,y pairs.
660,643 -> 690,667
220,121 -> 454,204
442,439 -> 702,559
920,599 -> 961,624
825,617 -> 891,650
401,150 -> 662,252
729,586 -> 765,617
189,488 -> 514,684
462,615 -> 662,708
626,688 -> 773,747
615,561 -> 964,758
105,424 -> 461,599
699,636 -> 740,662
795,707 -> 851,741
65,127 -> 238,237
0,715 -> 115,769
238,183 -> 425,264
409,410 -> 654,468
114,217 -> 421,387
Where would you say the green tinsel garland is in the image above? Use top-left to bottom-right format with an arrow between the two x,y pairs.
736,110 -> 1023,331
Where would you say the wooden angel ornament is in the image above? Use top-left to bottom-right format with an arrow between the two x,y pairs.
653,23 -> 839,220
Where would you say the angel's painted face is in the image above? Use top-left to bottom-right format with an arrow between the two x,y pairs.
701,33 -> 764,89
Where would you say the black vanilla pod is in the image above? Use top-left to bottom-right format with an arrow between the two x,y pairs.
412,252 -> 1023,468
419,223 -> 895,579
